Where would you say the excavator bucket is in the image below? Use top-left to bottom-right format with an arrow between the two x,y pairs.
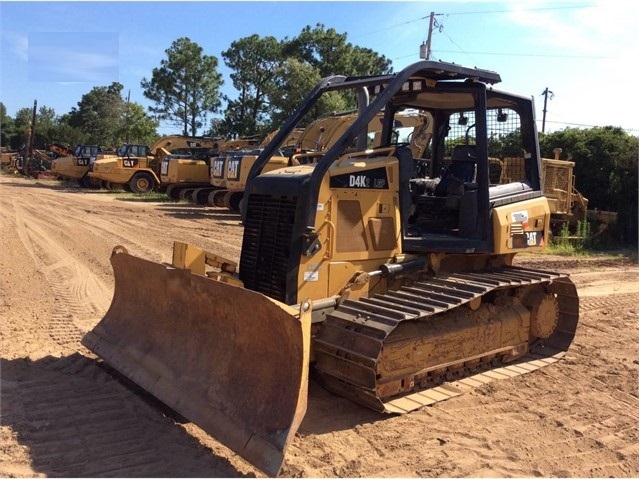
82,248 -> 312,476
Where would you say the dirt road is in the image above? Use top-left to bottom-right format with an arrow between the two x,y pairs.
1,174 -> 637,478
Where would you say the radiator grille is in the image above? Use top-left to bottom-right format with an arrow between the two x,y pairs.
240,194 -> 298,302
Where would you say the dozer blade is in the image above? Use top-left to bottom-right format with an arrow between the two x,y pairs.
82,248 -> 312,476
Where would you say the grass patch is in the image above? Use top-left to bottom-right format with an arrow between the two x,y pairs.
547,221 -> 589,255
113,191 -> 175,202
547,219 -> 637,260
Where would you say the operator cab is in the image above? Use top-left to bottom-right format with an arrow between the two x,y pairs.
242,61 -> 545,282
371,78 -> 543,253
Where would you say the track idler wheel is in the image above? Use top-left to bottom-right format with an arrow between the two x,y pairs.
525,291 -> 559,339
178,188 -> 195,202
208,189 -> 227,207
191,188 -> 211,205
166,185 -> 183,201
223,191 -> 243,211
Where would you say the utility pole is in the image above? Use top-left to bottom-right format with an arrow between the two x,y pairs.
125,89 -> 131,143
541,87 -> 554,133
420,12 -> 442,60
26,99 -> 37,175
425,12 -> 435,60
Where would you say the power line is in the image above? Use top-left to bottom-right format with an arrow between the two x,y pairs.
441,5 -> 596,16
352,4 -> 595,39
541,119 -> 639,133
351,17 -> 427,39
391,50 -> 609,61
438,31 -> 478,64
433,50 -> 610,59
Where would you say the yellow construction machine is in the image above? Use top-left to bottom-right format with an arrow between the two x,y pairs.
162,136 -> 263,203
1,148 -> 19,173
541,148 -> 589,229
206,129 -> 305,208
89,135 -> 220,193
83,61 -> 580,476
209,110 -> 430,211
499,148 -> 589,232
50,144 -> 104,188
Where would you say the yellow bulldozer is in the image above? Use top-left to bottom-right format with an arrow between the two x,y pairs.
206,129 -> 305,208
83,61 -> 580,476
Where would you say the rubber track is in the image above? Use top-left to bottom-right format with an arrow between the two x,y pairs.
313,266 -> 579,413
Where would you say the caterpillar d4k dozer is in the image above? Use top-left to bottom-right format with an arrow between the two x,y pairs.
82,61 -> 580,476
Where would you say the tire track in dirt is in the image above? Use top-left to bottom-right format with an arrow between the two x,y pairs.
1,178 -> 256,477
60,206 -> 242,264
580,293 -> 638,312
12,198 -> 111,346
407,380 -> 638,478
1,355 -> 252,477
7,187 -> 166,265
3,180 -> 243,264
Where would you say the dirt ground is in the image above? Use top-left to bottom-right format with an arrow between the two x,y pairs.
1,174 -> 637,478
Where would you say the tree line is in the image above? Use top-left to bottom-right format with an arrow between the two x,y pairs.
0,24 -> 636,244
0,24 -> 391,149
539,127 -> 638,245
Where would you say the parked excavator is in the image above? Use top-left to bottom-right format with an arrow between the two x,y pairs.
88,135 -> 219,193
83,61 -> 580,476
50,144 -> 104,188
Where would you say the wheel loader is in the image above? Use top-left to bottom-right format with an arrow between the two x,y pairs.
82,60 -> 579,476
50,144 -> 103,188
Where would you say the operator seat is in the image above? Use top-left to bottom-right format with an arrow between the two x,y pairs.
434,144 -> 477,196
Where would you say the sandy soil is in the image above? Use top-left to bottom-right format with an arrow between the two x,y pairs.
1,174 -> 637,478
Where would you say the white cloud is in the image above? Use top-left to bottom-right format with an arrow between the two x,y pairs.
506,1 -> 638,57
2,31 -> 29,62
27,32 -> 119,82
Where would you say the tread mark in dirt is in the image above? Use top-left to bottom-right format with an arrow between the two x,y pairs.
1,356 -> 248,477
580,293 -> 638,312
12,198 -> 111,350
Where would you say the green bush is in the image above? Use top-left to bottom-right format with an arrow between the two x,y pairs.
550,219 -> 592,254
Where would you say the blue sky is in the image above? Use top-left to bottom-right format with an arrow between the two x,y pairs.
1,1 -> 637,136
